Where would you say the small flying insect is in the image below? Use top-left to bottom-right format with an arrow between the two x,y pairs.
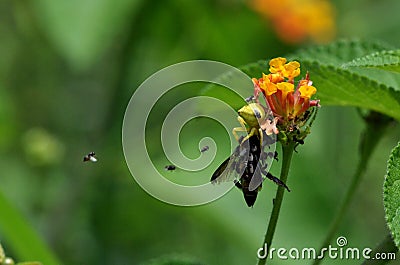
211,103 -> 289,207
164,165 -> 176,171
245,95 -> 255,103
253,108 -> 262,119
83,152 -> 97,162
200,146 -> 209,153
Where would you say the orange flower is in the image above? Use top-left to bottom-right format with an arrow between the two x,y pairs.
250,0 -> 336,44
253,57 -> 320,127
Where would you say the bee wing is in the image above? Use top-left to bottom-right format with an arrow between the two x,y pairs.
211,142 -> 250,184
210,157 -> 231,182
248,165 -> 263,191
248,132 -> 277,191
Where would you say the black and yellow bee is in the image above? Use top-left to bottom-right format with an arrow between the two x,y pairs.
211,103 -> 289,207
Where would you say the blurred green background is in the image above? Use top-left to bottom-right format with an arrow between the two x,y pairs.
1,0 -> 400,264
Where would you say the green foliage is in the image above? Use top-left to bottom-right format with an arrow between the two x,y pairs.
2,0 -> 400,263
342,50 -> 400,73
0,193 -> 60,265
33,0 -> 142,70
142,254 -> 203,265
383,142 -> 400,249
0,244 -> 4,264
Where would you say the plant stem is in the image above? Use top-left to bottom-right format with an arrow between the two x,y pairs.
312,111 -> 392,265
257,142 -> 295,265
361,233 -> 398,265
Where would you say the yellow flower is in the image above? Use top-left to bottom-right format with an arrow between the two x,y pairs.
253,57 -> 319,127
299,85 -> 317,99
259,74 -> 278,96
277,82 -> 294,95
283,61 -> 300,80
269,57 -> 287,74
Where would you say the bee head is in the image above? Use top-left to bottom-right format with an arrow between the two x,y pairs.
238,103 -> 265,126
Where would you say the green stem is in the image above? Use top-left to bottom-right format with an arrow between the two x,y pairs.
312,111 -> 392,265
361,233 -> 398,265
257,142 -> 295,265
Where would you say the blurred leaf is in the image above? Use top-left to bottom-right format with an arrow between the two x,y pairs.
0,192 -> 61,265
201,39 -> 400,121
0,86 -> 16,149
141,254 -> 204,265
0,243 -> 5,263
33,0 -> 142,70
383,142 -> 400,249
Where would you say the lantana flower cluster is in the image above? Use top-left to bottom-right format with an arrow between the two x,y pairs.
253,57 -> 320,140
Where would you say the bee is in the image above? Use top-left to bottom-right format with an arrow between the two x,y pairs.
83,152 -> 97,162
211,103 -> 289,207
200,146 -> 209,153
164,165 -> 176,171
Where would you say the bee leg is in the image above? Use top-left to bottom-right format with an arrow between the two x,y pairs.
258,128 -> 264,148
232,116 -> 248,144
234,179 -> 243,190
240,127 -> 257,145
233,116 -> 258,145
266,172 -> 290,192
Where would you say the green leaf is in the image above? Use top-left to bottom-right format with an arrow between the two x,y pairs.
287,39 -> 393,65
0,192 -> 61,265
342,50 -> 400,73
383,142 -> 400,249
201,39 -> 400,121
299,62 -> 400,120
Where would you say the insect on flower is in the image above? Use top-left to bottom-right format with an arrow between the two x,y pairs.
83,152 -> 97,162
164,165 -> 176,171
211,103 -> 289,207
245,95 -> 255,103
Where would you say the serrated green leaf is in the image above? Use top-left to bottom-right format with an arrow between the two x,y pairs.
300,61 -> 400,120
288,40 -> 400,91
342,50 -> 400,73
383,142 -> 400,249
201,40 -> 400,121
287,39 -> 393,65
